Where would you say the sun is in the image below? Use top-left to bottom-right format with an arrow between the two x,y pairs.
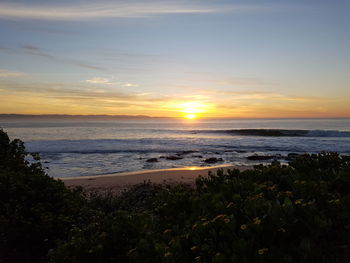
185,113 -> 196,119
167,100 -> 213,119
180,101 -> 207,119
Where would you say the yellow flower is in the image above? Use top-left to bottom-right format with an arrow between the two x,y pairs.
285,191 -> 293,196
163,229 -> 172,234
202,221 -> 209,227
257,193 -> 264,198
127,248 -> 137,255
212,214 -> 225,223
257,248 -> 268,255
226,202 -> 234,208
240,224 -> 247,230
329,199 -> 341,205
191,246 -> 198,251
294,199 -> 303,205
253,217 -> 261,225
267,185 -> 277,191
164,252 -> 172,258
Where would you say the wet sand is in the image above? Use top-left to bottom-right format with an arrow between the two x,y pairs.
60,164 -> 251,193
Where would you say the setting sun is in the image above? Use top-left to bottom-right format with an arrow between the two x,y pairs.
185,113 -> 196,119
171,101 -> 213,119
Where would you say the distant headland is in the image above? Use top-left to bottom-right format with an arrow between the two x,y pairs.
0,114 -> 172,121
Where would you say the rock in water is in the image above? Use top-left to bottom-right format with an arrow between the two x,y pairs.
146,158 -> 158,163
204,157 -> 223,164
165,156 -> 183,160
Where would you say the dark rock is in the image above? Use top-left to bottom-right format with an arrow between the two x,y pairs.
146,158 -> 158,163
165,156 -> 183,160
192,155 -> 203,158
247,154 -> 287,161
247,155 -> 275,161
177,150 -> 196,156
204,157 -> 223,164
287,153 -> 299,160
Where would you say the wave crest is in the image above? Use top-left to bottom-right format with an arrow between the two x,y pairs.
195,129 -> 350,137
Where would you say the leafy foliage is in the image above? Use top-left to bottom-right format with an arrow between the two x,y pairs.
0,130 -> 85,263
0,129 -> 349,262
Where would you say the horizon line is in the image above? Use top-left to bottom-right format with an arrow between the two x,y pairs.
0,114 -> 349,120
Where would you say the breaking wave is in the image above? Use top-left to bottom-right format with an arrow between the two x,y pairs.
194,129 -> 350,137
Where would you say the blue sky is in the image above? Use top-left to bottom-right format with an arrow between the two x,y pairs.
0,0 -> 349,117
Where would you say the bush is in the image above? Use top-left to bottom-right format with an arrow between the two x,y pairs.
0,130 -> 84,263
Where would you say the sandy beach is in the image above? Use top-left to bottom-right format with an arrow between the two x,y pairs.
60,164 -> 250,192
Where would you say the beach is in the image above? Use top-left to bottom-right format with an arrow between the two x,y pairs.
61,164 -> 250,192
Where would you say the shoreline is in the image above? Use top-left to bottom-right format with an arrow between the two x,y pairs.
60,164 -> 251,192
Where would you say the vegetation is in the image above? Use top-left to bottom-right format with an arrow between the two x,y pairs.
0,130 -> 85,262
0,129 -> 349,262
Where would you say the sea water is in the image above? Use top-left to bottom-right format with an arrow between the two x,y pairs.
1,118 -> 350,177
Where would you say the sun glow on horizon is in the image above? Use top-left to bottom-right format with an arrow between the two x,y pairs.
175,101 -> 213,119
185,113 -> 196,119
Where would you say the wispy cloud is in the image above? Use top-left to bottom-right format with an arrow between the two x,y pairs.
0,81 -> 152,102
124,83 -> 139,87
21,45 -> 40,51
197,88 -> 333,104
86,77 -> 139,87
0,80 -> 174,115
0,45 -> 106,72
0,1 -> 260,21
0,69 -> 27,78
185,72 -> 279,88
86,77 -> 114,85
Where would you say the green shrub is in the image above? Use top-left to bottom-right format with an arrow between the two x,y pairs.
0,130 -> 85,263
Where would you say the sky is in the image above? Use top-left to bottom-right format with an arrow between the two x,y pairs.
0,0 -> 349,118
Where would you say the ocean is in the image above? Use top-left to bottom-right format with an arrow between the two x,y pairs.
1,118 -> 350,177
